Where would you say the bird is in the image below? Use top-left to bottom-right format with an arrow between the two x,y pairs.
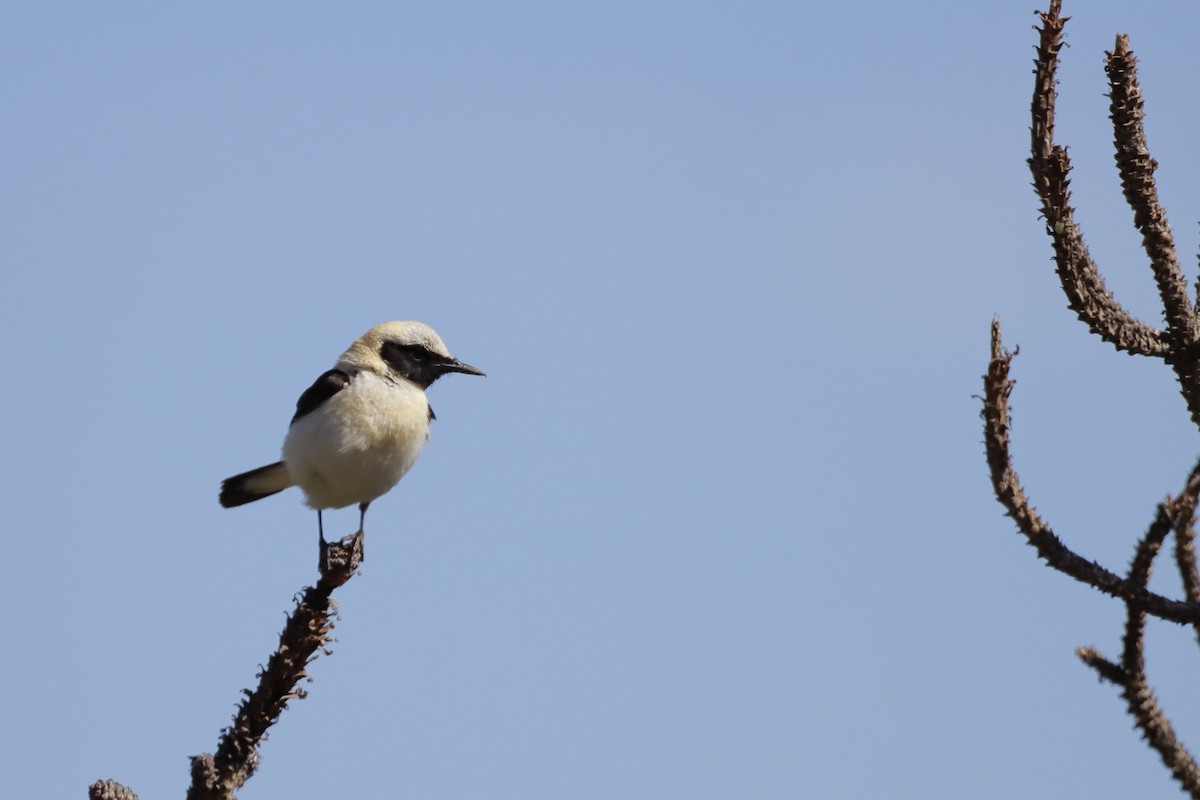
220,321 -> 484,539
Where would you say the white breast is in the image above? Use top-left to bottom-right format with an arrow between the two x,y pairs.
281,371 -> 431,510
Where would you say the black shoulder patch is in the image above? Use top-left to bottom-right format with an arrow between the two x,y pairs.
291,369 -> 351,424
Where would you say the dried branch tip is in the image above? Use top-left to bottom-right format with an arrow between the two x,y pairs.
89,780 -> 139,800
319,531 -> 365,589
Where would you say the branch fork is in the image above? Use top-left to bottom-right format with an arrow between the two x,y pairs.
988,3 -> 1200,795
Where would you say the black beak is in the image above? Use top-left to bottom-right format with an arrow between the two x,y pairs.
443,358 -> 485,377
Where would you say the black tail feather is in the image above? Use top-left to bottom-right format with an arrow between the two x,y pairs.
220,461 -> 291,508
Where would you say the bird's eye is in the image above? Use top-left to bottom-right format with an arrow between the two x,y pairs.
405,345 -> 428,361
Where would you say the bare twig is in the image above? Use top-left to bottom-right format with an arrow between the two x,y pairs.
995,3 -> 1200,795
185,531 -> 365,800
1118,492 -> 1200,795
1105,35 -> 1192,337
1027,1 -> 1171,358
983,319 -> 1200,623
1078,475 -> 1200,679
1102,33 -> 1200,433
1073,476 -> 1200,796
88,780 -> 138,800
1175,518 -> 1200,604
1173,474 -> 1200,645
1077,646 -> 1125,685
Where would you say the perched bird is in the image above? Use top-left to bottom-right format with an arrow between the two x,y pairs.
220,321 -> 484,538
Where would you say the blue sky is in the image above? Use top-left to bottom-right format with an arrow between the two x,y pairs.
6,1 -> 1200,797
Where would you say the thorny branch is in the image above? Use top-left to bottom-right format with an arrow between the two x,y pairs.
983,321 -> 1200,623
88,781 -> 138,800
188,532 -> 365,800
93,532 -> 365,800
1026,0 -> 1170,360
1104,35 -> 1191,337
1076,471 -> 1200,794
989,2 -> 1200,796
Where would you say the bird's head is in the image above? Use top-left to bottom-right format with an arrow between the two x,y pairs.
340,321 -> 485,388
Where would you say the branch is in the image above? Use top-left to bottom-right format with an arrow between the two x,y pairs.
1105,35 -> 1193,339
1027,1 -> 1171,358
186,531 -> 365,800
1121,492 -> 1200,795
1010,5 -> 1200,794
1176,516 -> 1200,600
1101,34 -> 1200,434
1119,608 -> 1200,796
1076,478 -> 1200,797
1077,646 -> 1125,685
982,318 -> 1200,623
1174,493 -> 1200,655
88,781 -> 138,800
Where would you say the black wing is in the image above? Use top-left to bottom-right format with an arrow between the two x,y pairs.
291,369 -> 351,424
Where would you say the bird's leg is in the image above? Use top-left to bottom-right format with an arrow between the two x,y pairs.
358,502 -> 370,534
318,509 -> 326,543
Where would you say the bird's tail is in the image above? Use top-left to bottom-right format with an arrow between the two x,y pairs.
220,461 -> 293,508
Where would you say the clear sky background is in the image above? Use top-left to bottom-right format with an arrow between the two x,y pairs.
6,1 -> 1200,797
